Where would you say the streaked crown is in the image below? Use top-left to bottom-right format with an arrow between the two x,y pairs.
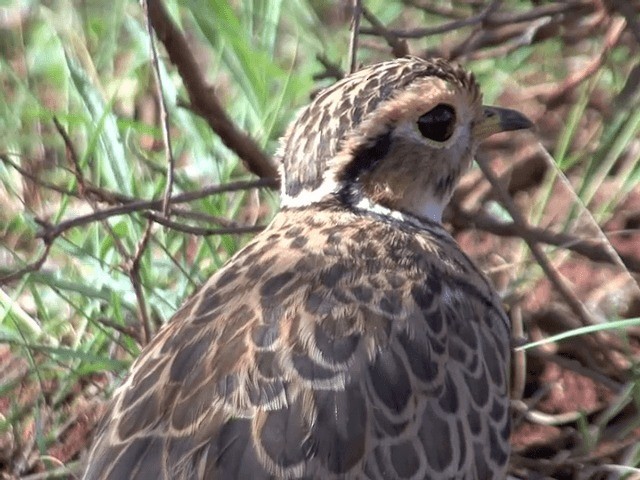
277,56 -> 531,222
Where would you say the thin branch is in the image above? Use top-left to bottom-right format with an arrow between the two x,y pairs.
401,0 -> 469,20
484,2 -> 585,27
54,118 -> 152,344
605,0 -> 640,45
545,16 -> 626,108
95,317 -> 143,344
476,150 -> 600,327
53,117 -> 129,257
146,0 -> 277,179
449,205 -> 640,273
510,306 -> 526,401
0,244 -> 52,286
145,212 -> 265,236
52,117 -> 85,188
361,0 -> 501,39
460,16 -> 553,61
361,7 -> 409,58
362,1 -> 585,39
169,206 -> 251,228
2,153 -> 189,208
314,54 -> 344,81
36,178 -> 278,243
613,61 -> 640,110
142,0 -> 176,217
127,220 -> 154,344
82,184 -> 139,205
527,348 -> 624,393
0,154 -> 77,197
348,0 -> 362,74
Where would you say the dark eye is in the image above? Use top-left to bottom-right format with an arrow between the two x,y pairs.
417,104 -> 456,142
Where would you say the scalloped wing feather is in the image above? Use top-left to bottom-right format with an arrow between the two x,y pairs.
83,206 -> 510,480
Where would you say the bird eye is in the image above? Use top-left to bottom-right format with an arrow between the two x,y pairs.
417,104 -> 456,142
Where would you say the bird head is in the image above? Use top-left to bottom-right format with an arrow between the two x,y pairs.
278,57 -> 532,222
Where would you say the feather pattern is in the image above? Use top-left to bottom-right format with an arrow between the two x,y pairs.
84,56 -> 531,479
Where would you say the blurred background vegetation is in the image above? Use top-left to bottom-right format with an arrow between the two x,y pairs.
1,0 -> 640,478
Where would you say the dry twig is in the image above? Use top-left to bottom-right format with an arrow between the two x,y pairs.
35,178 -> 277,244
348,0 -> 362,74
142,0 -> 176,217
361,7 -> 409,57
144,212 -> 265,236
146,0 -> 277,179
476,150 -> 600,327
362,0 -> 501,39
127,221 -> 155,344
449,205 -> 640,273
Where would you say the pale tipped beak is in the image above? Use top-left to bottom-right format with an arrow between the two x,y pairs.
473,106 -> 533,140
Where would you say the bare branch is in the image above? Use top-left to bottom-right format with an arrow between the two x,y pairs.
475,150 -> 600,327
142,0 -> 176,217
604,0 -> 640,45
0,244 -> 52,286
362,2 -> 585,39
401,0 -> 469,20
361,7 -> 409,57
145,212 -> 265,236
127,221 -> 155,344
35,178 -> 277,243
348,0 -> 362,74
96,317 -> 143,345
53,117 -> 130,259
0,154 -> 77,197
314,54 -> 344,81
52,117 -> 85,188
361,0 -> 500,39
146,0 -> 277,179
545,16 -> 626,108
448,205 -> 640,273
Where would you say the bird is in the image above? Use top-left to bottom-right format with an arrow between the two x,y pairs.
83,56 -> 532,480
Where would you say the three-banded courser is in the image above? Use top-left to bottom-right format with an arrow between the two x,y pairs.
84,56 -> 532,480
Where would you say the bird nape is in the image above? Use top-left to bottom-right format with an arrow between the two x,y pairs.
83,56 -> 532,480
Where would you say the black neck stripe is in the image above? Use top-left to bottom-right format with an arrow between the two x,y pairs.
336,131 -> 392,205
338,131 -> 392,184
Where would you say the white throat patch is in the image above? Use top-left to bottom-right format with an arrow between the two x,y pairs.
352,196 -> 444,228
281,181 -> 446,226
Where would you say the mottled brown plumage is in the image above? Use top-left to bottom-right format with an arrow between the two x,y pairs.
83,57 -> 532,479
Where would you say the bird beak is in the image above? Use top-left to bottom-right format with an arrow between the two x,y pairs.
473,106 -> 533,140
